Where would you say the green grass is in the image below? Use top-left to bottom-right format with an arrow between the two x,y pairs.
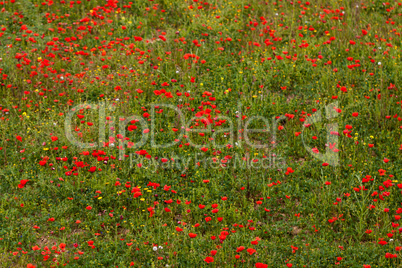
0,0 -> 402,267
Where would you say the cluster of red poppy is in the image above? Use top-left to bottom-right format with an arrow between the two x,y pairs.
0,0 -> 402,266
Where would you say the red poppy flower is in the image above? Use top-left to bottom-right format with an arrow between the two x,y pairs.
188,233 -> 197,238
88,166 -> 97,173
18,179 -> 29,189
247,248 -> 256,255
204,256 -> 214,263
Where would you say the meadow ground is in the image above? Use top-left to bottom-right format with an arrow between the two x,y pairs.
0,0 -> 402,267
